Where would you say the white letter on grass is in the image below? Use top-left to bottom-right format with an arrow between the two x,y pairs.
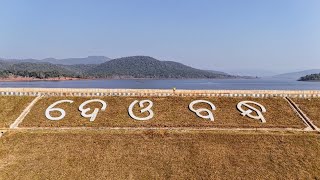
128,100 -> 154,121
189,100 -> 216,121
79,99 -> 107,122
45,100 -> 74,121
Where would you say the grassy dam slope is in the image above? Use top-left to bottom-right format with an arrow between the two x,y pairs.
0,88 -> 320,179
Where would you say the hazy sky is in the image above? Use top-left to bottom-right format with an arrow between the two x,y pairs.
1,0 -> 320,76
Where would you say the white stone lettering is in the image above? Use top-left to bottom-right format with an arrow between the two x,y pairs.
237,101 -> 267,123
189,100 -> 216,121
128,100 -> 154,121
45,100 -> 74,121
79,99 -> 107,122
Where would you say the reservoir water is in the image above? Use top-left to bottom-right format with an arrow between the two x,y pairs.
0,78 -> 320,90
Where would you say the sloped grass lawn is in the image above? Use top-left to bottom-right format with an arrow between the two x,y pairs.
0,96 -> 35,128
22,96 -> 305,128
293,98 -> 320,128
0,130 -> 319,179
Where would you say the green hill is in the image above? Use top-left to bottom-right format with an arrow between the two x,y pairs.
0,56 -> 238,79
7,62 -> 80,78
88,56 -> 234,79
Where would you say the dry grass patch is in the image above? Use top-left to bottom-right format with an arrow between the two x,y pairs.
293,98 -> 320,128
0,96 -> 35,128
0,130 -> 320,179
21,96 -> 305,128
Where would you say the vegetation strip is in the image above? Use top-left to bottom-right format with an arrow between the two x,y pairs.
285,97 -> 319,131
9,96 -> 43,129
299,73 -> 320,81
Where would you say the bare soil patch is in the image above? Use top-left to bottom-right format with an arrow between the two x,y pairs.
21,96 -> 305,128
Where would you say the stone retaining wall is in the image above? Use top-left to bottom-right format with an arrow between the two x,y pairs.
0,88 -> 319,98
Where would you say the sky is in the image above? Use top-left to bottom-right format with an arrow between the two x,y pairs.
0,0 -> 320,76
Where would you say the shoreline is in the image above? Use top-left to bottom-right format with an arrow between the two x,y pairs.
0,76 -> 258,82
0,88 -> 318,98
0,77 -> 83,82
299,80 -> 320,82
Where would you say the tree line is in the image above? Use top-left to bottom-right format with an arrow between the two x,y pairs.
299,73 -> 320,81
0,70 -> 82,79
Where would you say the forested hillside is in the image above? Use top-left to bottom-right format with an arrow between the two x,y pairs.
88,56 -> 234,79
299,73 -> 320,81
0,56 -> 237,79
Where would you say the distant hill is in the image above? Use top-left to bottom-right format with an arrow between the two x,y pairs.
2,62 -> 82,78
205,70 -> 229,76
88,56 -> 235,79
0,56 -> 239,79
0,60 -> 12,70
43,56 -> 110,65
272,69 -> 320,80
2,56 -> 110,65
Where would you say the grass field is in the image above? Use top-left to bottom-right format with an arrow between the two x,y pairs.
293,98 -> 320,128
0,130 -> 319,179
0,94 -> 319,179
21,96 -> 306,129
0,96 -> 35,128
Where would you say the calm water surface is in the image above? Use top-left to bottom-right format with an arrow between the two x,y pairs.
0,78 -> 320,90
